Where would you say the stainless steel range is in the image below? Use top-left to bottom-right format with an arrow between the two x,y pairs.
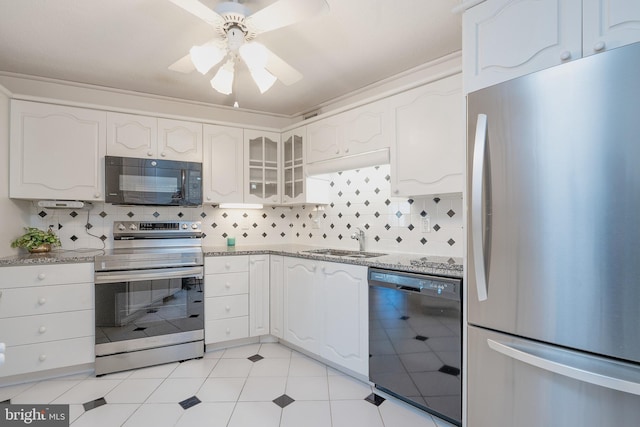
94,221 -> 204,375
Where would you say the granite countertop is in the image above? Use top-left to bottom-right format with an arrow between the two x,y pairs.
202,244 -> 463,278
0,244 -> 462,278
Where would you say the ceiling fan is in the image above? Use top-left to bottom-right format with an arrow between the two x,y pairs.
168,0 -> 329,95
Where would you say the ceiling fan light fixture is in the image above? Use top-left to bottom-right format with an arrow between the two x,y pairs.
250,66 -> 277,94
189,43 -> 226,74
210,59 -> 235,95
239,42 -> 269,70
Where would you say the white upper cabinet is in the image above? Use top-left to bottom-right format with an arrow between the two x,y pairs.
202,124 -> 244,204
244,129 -> 281,205
464,0 -> 640,93
10,100 -> 106,201
390,74 -> 464,196
107,112 -> 203,162
306,98 -> 392,164
281,126 -> 330,205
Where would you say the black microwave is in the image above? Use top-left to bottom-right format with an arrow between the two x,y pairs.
105,156 -> 202,206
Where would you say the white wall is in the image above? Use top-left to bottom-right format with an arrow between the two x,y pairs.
0,87 -> 30,256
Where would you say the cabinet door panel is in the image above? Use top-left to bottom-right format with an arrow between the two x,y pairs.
244,129 -> 281,204
158,118 -> 203,162
270,255 -> 284,338
463,0 -> 582,93
203,125 -> 244,203
391,74 -> 464,196
306,118 -> 341,163
342,98 -> 391,157
0,310 -> 94,346
0,284 -> 93,319
320,262 -> 369,376
10,100 -> 106,201
283,258 -> 320,353
106,112 -> 157,158
249,255 -> 270,337
583,0 -> 640,56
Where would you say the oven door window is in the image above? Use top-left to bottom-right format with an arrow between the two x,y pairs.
95,276 -> 203,345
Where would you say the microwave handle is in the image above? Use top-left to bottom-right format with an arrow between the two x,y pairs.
181,169 -> 186,198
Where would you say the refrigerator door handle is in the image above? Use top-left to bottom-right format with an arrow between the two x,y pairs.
488,339 -> 640,396
471,113 -> 489,301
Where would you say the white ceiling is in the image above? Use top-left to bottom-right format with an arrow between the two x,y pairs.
0,0 -> 462,117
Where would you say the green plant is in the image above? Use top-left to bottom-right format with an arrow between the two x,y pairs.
10,227 -> 61,251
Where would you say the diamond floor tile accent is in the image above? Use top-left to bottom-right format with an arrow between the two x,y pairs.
415,335 -> 428,341
439,365 -> 461,376
179,395 -> 202,410
365,393 -> 386,407
248,354 -> 264,363
83,397 -> 107,411
272,394 -> 295,408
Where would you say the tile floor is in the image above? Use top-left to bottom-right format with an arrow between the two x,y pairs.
0,342 -> 457,427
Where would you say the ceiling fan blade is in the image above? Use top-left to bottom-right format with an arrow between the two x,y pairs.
246,0 -> 329,34
168,53 -> 196,73
263,46 -> 303,86
168,0 -> 224,26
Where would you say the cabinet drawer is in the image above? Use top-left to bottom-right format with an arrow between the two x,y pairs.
0,336 -> 95,377
0,310 -> 94,346
206,295 -> 248,320
0,263 -> 93,289
205,317 -> 249,344
205,272 -> 249,297
205,256 -> 248,273
0,283 -> 93,319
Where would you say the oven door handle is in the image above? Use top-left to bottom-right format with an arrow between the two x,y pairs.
95,266 -> 204,284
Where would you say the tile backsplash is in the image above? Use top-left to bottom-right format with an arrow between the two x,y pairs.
27,165 -> 463,257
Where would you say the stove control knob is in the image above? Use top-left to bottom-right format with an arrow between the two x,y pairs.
191,224 -> 199,230
117,223 -> 126,231
129,224 -> 138,231
182,223 -> 188,229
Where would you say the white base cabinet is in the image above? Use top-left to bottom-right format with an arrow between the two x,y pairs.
204,256 -> 249,344
0,263 -> 94,378
282,257 -> 369,376
249,255 -> 270,337
269,255 -> 284,339
390,74 -> 464,196
10,100 -> 106,201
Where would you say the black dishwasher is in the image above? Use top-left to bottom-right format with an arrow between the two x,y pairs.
368,268 -> 462,426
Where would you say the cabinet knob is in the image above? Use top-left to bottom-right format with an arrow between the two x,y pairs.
225,305 -> 231,312
225,328 -> 231,334
37,273 -> 46,280
594,41 -> 606,52
225,282 -> 231,289
344,148 -> 350,153
38,297 -> 47,305
272,196 -> 278,202
160,152 -> 166,157
207,196 -> 211,201
560,51 -> 571,61
147,151 -> 153,156
250,260 -> 255,265
39,326 -> 47,334
39,354 -> 47,362
393,189 -> 400,194
312,265 -> 317,272
225,263 -> 231,269
94,193 -> 101,198
335,149 -> 340,154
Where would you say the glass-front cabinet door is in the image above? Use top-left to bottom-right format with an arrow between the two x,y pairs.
282,127 -> 306,204
244,129 -> 281,204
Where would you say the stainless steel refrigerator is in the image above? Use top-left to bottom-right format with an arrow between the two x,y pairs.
466,41 -> 640,426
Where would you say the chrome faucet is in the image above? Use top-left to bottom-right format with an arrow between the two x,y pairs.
351,227 -> 366,251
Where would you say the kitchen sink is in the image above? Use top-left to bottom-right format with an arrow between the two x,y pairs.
303,248 -> 387,258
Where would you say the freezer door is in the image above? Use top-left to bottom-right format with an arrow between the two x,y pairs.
467,326 -> 640,427
467,41 -> 640,363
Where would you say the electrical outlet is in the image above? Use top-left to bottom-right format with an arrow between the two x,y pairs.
421,216 -> 431,233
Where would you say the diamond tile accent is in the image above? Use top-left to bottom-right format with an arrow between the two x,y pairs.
384,199 -> 391,206
407,198 -> 414,204
86,223 -> 93,230
126,211 -> 134,218
262,232 -> 267,238
100,235 -> 108,241
399,316 -> 410,320
448,238 -> 456,246
262,213 -> 267,219
420,210 -> 428,217
395,211 -> 402,218
408,224 -> 414,231
189,314 -> 199,318
338,191 -> 343,197
179,396 -> 201,410
364,393 -> 386,407
252,223 -> 258,228
439,365 -> 461,376
222,213 -> 228,218
374,236 -> 380,242
447,209 -> 456,218
70,211 -> 78,218
415,335 -> 428,341
153,211 -> 160,218
243,232 -> 248,238
434,197 -> 441,203
222,233 -> 228,238
200,212 -> 207,218
248,354 -> 264,362
338,234 -> 343,240
396,236 -> 402,243
433,224 -> 441,232
385,224 -> 391,230
70,235 -> 78,242
272,394 -> 295,409
133,327 -> 147,331
232,223 -> 238,228
99,211 -> 107,218
178,212 -> 184,218
420,237 -> 427,245
374,188 -> 380,194
83,397 -> 107,412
